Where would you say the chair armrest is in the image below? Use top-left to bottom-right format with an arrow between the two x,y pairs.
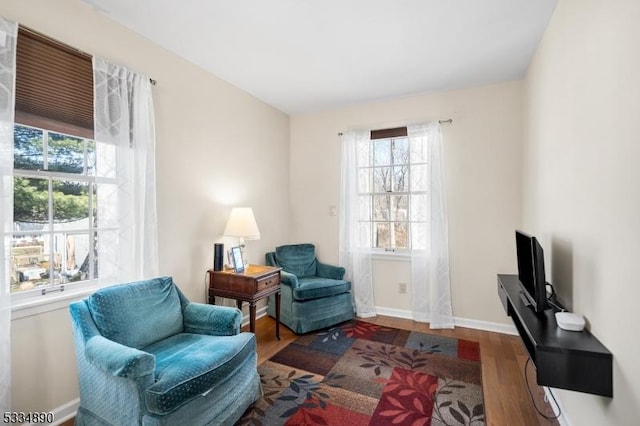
85,336 -> 155,379
280,270 -> 300,289
316,262 -> 346,280
183,303 -> 242,336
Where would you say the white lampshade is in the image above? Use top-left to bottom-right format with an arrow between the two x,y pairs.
223,207 -> 261,240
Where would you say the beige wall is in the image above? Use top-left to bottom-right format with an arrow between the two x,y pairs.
4,0 -> 290,414
523,0 -> 640,424
290,81 -> 523,323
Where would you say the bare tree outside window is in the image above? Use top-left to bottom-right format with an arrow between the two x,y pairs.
359,136 -> 426,251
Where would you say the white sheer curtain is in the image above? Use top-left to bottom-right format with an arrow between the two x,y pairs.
0,16 -> 17,413
409,122 -> 453,328
339,130 -> 375,317
93,57 -> 158,283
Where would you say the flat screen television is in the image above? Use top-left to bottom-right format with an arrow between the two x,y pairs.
515,230 -> 549,313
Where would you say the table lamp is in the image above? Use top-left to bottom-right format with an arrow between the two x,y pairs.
223,207 -> 261,265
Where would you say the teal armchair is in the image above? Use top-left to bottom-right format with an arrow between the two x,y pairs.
69,276 -> 261,426
266,244 -> 355,334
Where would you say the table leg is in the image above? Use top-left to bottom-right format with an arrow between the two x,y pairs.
249,302 -> 256,333
275,290 -> 281,340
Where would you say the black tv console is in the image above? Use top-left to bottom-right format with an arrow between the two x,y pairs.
497,274 -> 612,397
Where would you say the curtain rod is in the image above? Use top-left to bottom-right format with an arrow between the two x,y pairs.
337,119 -> 452,136
19,25 -> 157,86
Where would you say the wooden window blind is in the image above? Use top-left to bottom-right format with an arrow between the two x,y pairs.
370,126 -> 407,140
15,27 -> 94,138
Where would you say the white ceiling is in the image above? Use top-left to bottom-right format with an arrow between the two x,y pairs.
83,0 -> 557,114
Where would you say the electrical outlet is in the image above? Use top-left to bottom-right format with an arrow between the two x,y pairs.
398,282 -> 407,294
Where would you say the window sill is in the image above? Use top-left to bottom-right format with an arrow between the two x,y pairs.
11,284 -> 98,321
371,251 -> 411,262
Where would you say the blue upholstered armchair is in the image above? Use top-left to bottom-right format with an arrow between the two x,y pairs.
69,276 -> 261,426
266,244 -> 355,334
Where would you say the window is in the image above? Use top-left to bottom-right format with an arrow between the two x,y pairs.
10,124 -> 114,294
10,27 -> 97,298
358,127 -> 428,252
4,25 -> 158,304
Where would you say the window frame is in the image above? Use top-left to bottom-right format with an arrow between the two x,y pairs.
10,123 -> 116,305
7,26 -> 98,308
358,129 -> 428,255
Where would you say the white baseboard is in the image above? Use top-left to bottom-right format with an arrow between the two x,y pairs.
241,305 -> 268,328
47,398 -> 79,426
373,306 -> 518,335
373,306 -> 413,320
453,316 -> 518,335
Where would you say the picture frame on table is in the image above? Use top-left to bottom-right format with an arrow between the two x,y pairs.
230,246 -> 245,273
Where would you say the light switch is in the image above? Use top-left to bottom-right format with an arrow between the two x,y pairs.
329,205 -> 337,216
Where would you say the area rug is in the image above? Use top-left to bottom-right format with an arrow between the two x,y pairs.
238,320 -> 485,425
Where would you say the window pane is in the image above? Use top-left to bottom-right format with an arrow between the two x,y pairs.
373,195 -> 389,221
373,139 -> 390,166
48,132 -> 85,174
391,195 -> 408,220
52,232 -> 91,284
92,183 -> 97,228
92,232 -> 99,279
87,140 -> 96,176
14,177 -> 49,229
373,167 -> 391,192
411,164 -> 427,191
391,222 -> 408,249
10,234 -> 49,293
53,180 -> 89,230
393,165 -> 408,192
14,125 -> 44,170
392,138 -> 409,164
373,222 -> 389,249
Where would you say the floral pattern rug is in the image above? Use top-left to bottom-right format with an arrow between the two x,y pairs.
238,320 -> 485,425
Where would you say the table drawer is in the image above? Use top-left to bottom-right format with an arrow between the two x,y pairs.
256,272 -> 280,293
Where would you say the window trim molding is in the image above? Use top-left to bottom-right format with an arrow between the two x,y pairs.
10,283 -> 97,320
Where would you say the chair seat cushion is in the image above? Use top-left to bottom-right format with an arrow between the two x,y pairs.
294,277 -> 351,301
142,332 -> 256,415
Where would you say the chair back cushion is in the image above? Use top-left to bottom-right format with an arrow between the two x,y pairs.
275,244 -> 317,277
87,276 -> 184,349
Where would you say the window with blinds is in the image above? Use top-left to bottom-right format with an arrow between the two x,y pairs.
10,27 -> 101,298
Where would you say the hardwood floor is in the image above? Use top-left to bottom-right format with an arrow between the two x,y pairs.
251,315 -> 560,426
62,315 -> 560,425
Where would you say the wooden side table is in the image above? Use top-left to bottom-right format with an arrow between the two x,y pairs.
208,265 -> 281,339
